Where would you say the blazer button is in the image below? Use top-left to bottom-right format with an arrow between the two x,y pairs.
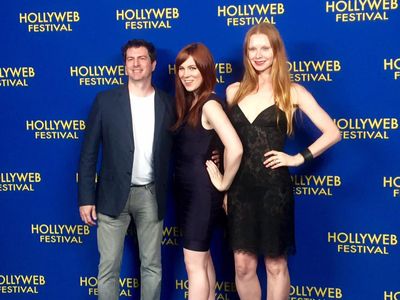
127,171 -> 131,175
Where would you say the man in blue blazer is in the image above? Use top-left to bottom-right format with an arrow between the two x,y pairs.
78,39 -> 175,300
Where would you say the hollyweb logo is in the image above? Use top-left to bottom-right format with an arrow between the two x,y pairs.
0,275 -> 46,294
80,276 -> 139,297
70,65 -> 125,86
26,120 -> 85,140
116,8 -> 180,30
0,66 -> 35,87
19,11 -> 80,32
217,3 -> 285,26
325,0 -> 399,22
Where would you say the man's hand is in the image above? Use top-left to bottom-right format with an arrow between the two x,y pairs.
79,205 -> 97,226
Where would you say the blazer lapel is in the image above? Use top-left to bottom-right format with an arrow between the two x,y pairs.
117,85 -> 134,148
153,88 -> 166,151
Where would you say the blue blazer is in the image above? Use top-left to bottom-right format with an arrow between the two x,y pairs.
78,85 -> 175,219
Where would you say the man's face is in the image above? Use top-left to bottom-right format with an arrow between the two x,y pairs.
125,46 -> 156,83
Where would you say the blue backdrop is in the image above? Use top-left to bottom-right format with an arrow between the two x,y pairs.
1,0 -> 399,299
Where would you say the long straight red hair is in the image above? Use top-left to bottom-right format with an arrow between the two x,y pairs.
172,43 -> 216,130
232,23 -> 295,135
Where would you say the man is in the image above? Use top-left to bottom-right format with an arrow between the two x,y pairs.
78,39 -> 175,300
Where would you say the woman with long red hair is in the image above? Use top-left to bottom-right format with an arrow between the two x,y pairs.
207,24 -> 341,299
172,43 -> 242,300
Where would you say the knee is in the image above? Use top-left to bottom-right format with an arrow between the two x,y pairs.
140,249 -> 161,269
265,257 -> 288,278
184,254 -> 207,274
235,260 -> 256,280
99,256 -> 121,274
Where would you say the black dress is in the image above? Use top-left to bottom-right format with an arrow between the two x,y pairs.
227,104 -> 295,257
173,94 -> 224,251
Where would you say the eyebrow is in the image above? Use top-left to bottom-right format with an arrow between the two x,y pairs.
126,55 -> 148,58
180,64 -> 197,68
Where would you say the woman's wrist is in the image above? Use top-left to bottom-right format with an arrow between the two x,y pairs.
295,153 -> 305,166
220,180 -> 231,192
299,148 -> 313,164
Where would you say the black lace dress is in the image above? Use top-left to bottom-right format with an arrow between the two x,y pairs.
227,104 -> 295,257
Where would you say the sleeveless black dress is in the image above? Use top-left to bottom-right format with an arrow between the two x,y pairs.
173,94 -> 224,251
227,104 -> 295,257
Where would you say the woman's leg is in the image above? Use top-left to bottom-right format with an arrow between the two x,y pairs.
206,252 -> 216,300
234,251 -> 261,300
264,256 -> 290,300
183,248 -> 213,300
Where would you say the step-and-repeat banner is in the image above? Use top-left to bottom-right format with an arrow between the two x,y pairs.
1,1 -> 399,299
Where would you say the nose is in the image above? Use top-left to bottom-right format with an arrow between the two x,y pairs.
256,49 -> 262,58
181,68 -> 190,77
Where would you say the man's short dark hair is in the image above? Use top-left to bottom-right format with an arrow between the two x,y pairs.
122,39 -> 157,62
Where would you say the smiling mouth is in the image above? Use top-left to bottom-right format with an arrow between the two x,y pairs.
254,60 -> 266,65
